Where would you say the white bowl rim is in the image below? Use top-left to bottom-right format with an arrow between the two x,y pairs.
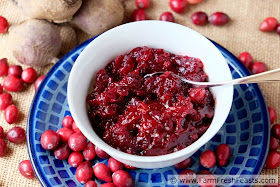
68,20 -> 233,163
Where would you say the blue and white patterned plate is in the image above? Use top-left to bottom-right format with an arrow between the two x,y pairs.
27,37 -> 270,187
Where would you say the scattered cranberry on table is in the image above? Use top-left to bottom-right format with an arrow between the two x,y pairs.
34,75 -> 45,91
75,161 -> 94,184
272,124 -> 280,140
0,93 -> 12,110
0,16 -> 9,33
85,180 -> 98,187
100,183 -> 115,187
197,170 -> 216,187
135,0 -> 150,9
209,12 -> 230,26
19,160 -> 35,179
238,52 -> 253,69
83,142 -> 96,161
259,17 -> 279,32
95,146 -> 110,159
62,116 -> 74,129
108,157 -> 124,172
160,11 -> 175,22
200,150 -> 216,168
113,170 -> 135,187
68,152 -> 84,167
268,107 -> 277,124
169,0 -> 187,13
21,68 -> 37,84
6,127 -> 26,144
54,144 -> 71,160
191,11 -> 208,26
0,126 -> 4,139
68,133 -> 87,152
0,138 -> 7,157
186,0 -> 202,4
123,164 -> 137,170
276,24 -> 280,35
132,9 -> 147,21
4,104 -> 19,124
216,144 -> 231,166
57,127 -> 74,143
270,136 -> 279,151
178,169 -> 196,182
72,121 -> 81,133
250,62 -> 266,74
40,130 -> 60,150
0,58 -> 8,77
265,151 -> 280,169
174,157 -> 192,169
3,75 -> 23,92
93,163 -> 112,183
8,65 -> 23,77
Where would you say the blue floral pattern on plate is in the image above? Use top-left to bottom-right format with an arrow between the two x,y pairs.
27,37 -> 270,187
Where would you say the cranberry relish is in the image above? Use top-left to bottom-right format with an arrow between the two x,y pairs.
86,47 -> 215,156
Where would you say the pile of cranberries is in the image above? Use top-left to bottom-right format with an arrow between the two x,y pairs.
259,17 -> 280,35
40,116 -> 135,187
238,52 -> 266,74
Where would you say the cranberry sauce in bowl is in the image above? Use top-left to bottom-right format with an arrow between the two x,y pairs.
86,46 -> 215,156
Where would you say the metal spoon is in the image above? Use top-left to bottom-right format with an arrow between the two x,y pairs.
144,68 -> 280,88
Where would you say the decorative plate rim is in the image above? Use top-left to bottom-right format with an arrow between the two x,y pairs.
26,37 -> 270,187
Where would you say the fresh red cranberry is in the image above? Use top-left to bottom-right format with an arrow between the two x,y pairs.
0,84 -> 2,94
34,75 -> 45,91
100,183 -> 115,187
3,75 -> 23,92
76,161 -> 94,184
19,160 -> 35,179
135,0 -> 150,9
40,130 -> 60,150
200,150 -> 216,168
174,157 -> 192,169
238,52 -> 253,68
160,12 -> 175,22
0,138 -> 7,157
0,16 -> 9,33
179,169 -> 196,183
0,93 -> 12,110
93,163 -> 112,183
259,17 -> 279,32
186,0 -> 202,4
95,146 -> 110,159
62,116 -> 74,129
0,126 -> 4,139
276,24 -> 280,35
0,58 -> 8,77
268,107 -> 277,124
113,170 -> 135,187
132,9 -> 147,21
54,144 -> 71,160
57,127 -> 74,143
68,152 -> 84,167
6,127 -> 26,144
85,180 -> 98,187
250,62 -> 266,74
108,157 -> 123,172
8,65 -> 23,77
72,121 -> 81,133
191,12 -> 208,26
4,105 -> 19,124
68,133 -> 87,152
216,144 -> 231,166
197,170 -> 216,187
266,151 -> 280,169
270,136 -> 279,151
272,124 -> 280,140
83,142 -> 96,161
209,12 -> 230,26
169,0 -> 187,13
21,68 -> 37,83
123,164 -> 137,170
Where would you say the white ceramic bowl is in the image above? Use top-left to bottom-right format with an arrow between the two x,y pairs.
68,21 -> 233,169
